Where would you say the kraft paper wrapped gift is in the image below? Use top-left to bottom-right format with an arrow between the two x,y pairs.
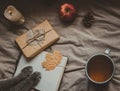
16,20 -> 60,59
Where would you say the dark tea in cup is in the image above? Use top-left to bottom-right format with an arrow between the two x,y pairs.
86,49 -> 115,84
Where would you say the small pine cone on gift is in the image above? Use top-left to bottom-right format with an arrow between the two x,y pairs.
82,12 -> 95,28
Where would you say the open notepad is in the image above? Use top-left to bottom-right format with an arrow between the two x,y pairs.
14,51 -> 68,91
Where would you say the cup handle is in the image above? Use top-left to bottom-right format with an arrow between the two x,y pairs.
104,48 -> 111,55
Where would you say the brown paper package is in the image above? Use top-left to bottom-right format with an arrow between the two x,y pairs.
16,20 -> 60,60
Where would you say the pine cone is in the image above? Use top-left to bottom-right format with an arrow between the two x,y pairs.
82,12 -> 94,28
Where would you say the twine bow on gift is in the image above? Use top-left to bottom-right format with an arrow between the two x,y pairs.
27,29 -> 45,45
23,29 -> 52,49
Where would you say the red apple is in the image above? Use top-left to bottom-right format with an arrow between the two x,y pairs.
59,3 -> 77,22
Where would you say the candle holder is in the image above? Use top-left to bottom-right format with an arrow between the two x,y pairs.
4,5 -> 25,25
